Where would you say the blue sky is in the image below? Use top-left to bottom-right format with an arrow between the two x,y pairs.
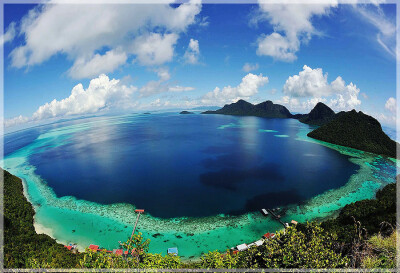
2,1 -> 397,131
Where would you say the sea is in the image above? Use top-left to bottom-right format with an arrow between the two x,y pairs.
3,112 -> 397,258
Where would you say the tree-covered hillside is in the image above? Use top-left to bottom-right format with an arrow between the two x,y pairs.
3,169 -> 81,268
308,110 -> 397,158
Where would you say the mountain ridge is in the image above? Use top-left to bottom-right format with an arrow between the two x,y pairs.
202,99 -> 292,118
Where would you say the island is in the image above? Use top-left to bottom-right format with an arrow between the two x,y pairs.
297,102 -> 336,126
180,111 -> 194,114
201,99 -> 397,158
202,99 -> 292,118
307,110 -> 397,158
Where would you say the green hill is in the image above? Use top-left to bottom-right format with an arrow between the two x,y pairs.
3,169 -> 80,268
298,102 -> 336,126
308,110 -> 397,158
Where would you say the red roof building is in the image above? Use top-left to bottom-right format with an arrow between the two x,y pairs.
89,244 -> 99,252
263,232 -> 271,238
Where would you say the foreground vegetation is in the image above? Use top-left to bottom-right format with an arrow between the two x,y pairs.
3,169 -> 396,269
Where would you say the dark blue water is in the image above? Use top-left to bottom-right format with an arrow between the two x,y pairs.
16,113 -> 358,218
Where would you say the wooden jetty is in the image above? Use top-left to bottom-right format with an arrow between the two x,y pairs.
266,208 -> 286,227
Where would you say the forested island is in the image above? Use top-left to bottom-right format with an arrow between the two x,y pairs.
4,169 -> 396,269
298,102 -> 336,126
202,99 -> 292,118
307,110 -> 397,158
202,100 -> 397,158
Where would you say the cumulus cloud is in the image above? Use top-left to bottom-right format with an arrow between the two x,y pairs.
385,97 -> 396,113
184,38 -> 200,64
254,1 -> 336,61
281,65 -> 361,112
283,65 -> 331,97
329,77 -> 361,110
4,115 -> 30,128
5,74 -> 136,127
201,73 -> 269,105
68,49 -> 127,79
131,33 -> 179,66
257,32 -> 297,62
9,1 -> 201,77
242,62 -> 259,72
32,74 -> 136,120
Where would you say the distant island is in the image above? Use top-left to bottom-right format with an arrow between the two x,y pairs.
202,99 -> 397,158
180,111 -> 194,114
202,99 -> 292,118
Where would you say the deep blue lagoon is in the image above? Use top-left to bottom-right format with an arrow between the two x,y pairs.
12,112 -> 359,218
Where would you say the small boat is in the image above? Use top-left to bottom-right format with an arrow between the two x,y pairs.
261,208 -> 269,216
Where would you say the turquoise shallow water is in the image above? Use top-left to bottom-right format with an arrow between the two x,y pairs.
2,113 -> 397,259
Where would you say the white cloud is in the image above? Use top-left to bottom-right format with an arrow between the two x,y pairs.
355,5 -> 395,57
254,1 -> 336,61
1,22 -> 16,45
303,97 -> 327,111
10,1 -> 201,76
32,74 -> 136,120
377,113 -> 397,128
357,5 -> 395,36
168,86 -> 195,92
155,67 -> 171,82
139,67 -> 193,97
68,49 -> 127,79
4,74 -> 137,127
277,96 -> 300,108
385,97 -> 396,113
283,65 -> 331,97
184,38 -> 200,64
277,96 -> 328,112
198,16 -> 209,27
281,65 -> 361,112
201,73 -> 269,105
256,32 -> 297,62
242,62 -> 259,72
329,79 -> 361,110
4,115 -> 30,128
131,33 -> 179,66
